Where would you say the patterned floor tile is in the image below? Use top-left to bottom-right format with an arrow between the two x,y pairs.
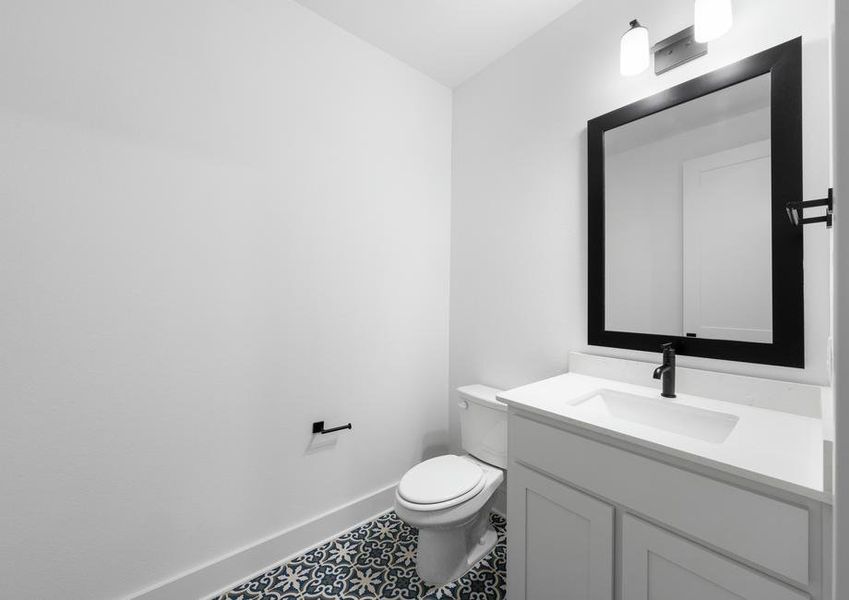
213,512 -> 506,600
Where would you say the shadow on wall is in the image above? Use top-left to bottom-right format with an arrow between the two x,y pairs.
305,433 -> 339,455
420,429 -> 452,462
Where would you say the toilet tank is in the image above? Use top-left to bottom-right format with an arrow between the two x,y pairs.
457,385 -> 507,469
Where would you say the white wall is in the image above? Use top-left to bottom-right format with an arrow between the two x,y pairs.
450,0 -> 833,447
0,2 -> 451,599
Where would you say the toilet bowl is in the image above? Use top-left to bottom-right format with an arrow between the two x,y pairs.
394,385 -> 506,586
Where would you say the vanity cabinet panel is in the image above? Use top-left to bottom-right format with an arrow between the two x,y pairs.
511,414 -> 810,584
621,515 -> 809,600
507,464 -> 614,600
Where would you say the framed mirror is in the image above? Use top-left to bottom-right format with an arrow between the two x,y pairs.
587,38 -> 803,367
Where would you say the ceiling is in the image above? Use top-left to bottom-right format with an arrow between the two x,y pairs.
293,0 -> 586,88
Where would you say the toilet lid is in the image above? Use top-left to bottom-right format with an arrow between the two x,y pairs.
398,455 -> 484,505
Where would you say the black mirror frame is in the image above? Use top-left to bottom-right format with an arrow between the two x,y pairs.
587,37 -> 804,368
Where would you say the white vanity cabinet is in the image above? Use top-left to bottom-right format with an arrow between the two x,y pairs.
507,411 -> 830,600
620,515 -> 808,600
508,463 -> 614,599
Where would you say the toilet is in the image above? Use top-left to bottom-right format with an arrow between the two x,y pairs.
394,384 -> 507,586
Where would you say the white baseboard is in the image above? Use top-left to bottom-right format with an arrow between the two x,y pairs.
128,483 -> 397,600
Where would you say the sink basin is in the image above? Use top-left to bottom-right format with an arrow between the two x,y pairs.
568,389 -> 739,443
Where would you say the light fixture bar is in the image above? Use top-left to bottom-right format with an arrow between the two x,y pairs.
651,26 -> 707,75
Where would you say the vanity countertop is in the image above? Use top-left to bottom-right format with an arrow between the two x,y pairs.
498,372 -> 830,503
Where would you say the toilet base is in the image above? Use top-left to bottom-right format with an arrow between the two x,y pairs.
415,507 -> 498,586
395,455 -> 504,587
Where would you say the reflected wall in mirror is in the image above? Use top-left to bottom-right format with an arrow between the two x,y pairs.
605,74 -> 772,343
588,38 -> 803,367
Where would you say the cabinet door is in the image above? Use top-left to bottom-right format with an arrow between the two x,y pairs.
621,515 -> 809,600
507,464 -> 614,600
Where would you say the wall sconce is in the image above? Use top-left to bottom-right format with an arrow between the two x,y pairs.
621,1 -> 732,77
694,0 -> 734,43
620,19 -> 650,76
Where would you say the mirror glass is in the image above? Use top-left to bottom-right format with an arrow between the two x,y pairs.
604,74 -> 772,343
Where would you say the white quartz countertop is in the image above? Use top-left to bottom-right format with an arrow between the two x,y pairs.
497,372 -> 830,503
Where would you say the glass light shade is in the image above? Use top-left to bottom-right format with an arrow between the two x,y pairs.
620,20 -> 650,76
694,0 -> 733,43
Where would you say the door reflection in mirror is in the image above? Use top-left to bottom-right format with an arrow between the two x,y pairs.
603,74 -> 772,343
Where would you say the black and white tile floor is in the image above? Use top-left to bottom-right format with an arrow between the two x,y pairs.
212,511 -> 506,600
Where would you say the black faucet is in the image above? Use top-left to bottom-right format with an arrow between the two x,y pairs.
653,343 -> 676,398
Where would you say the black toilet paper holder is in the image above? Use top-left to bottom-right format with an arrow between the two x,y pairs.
312,421 -> 352,435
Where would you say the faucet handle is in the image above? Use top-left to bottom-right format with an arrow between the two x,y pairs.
661,342 -> 675,352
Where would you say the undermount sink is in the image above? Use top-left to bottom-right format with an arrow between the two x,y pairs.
568,389 -> 739,443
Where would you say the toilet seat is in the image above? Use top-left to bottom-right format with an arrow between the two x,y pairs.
397,455 -> 485,512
